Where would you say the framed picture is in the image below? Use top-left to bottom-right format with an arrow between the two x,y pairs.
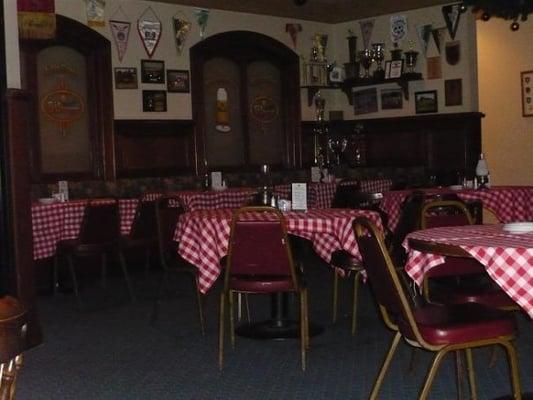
353,88 -> 378,115
167,69 -> 190,93
380,88 -> 403,110
142,90 -> 167,112
521,71 -> 533,117
141,59 -> 165,84
445,79 -> 463,106
426,57 -> 442,80
415,90 -> 438,114
385,60 -> 403,79
114,67 -> 138,89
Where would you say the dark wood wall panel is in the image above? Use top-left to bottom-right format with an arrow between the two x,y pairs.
114,119 -> 196,177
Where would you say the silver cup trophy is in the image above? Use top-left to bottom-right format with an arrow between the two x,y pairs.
404,50 -> 419,74
359,49 -> 373,79
328,138 -> 348,165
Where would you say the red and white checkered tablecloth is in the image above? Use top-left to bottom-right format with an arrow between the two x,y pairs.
403,224 -> 533,318
32,199 -> 138,260
381,186 -> 533,232
177,208 -> 383,293
141,189 -> 257,211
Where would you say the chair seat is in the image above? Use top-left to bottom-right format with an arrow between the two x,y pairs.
330,250 -> 363,271
425,257 -> 485,278
408,303 -> 515,346
56,238 -> 115,255
229,275 -> 296,293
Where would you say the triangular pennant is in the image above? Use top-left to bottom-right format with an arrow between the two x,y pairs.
194,8 -> 210,39
442,4 -> 461,40
137,7 -> 162,58
432,27 -> 447,54
390,15 -> 407,45
417,24 -> 432,56
359,19 -> 375,50
285,23 -> 302,49
173,13 -> 191,56
110,20 -> 130,62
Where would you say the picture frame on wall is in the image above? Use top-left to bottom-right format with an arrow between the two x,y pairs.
142,90 -> 167,112
114,67 -> 138,89
385,60 -> 403,79
353,88 -> 378,115
167,69 -> 190,93
380,88 -> 403,110
414,90 -> 438,114
521,71 -> 533,117
141,59 -> 165,84
445,79 -> 463,106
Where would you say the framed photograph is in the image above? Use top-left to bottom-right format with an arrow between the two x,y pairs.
114,67 -> 138,89
167,69 -> 190,93
521,71 -> 533,117
415,90 -> 438,114
353,88 -> 378,115
141,59 -> 165,84
381,88 -> 403,110
445,79 -> 463,106
142,90 -> 167,112
385,60 -> 403,79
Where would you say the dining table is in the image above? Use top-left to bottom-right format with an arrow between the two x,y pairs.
380,186 -> 533,232
403,223 -> 533,318
177,207 -> 384,338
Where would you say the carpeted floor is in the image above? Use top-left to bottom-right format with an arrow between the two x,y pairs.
17,256 -> 533,400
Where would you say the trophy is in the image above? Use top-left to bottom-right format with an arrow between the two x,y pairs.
359,49 -> 373,79
328,138 -> 348,165
312,33 -> 328,62
404,50 -> 419,74
371,43 -> 385,81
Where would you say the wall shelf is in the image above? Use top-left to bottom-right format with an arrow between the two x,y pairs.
302,73 -> 423,106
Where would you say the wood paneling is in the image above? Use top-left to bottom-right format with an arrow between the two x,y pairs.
114,119 -> 196,177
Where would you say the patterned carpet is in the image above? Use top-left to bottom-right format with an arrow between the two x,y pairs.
17,256 -> 533,400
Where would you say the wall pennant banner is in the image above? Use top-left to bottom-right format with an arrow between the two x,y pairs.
442,4 -> 461,40
445,41 -> 461,65
417,24 -> 433,56
390,15 -> 407,45
286,23 -> 302,49
86,0 -> 106,27
110,20 -> 130,62
194,8 -> 210,39
359,19 -> 375,50
17,0 -> 56,39
137,7 -> 162,58
431,27 -> 447,54
173,13 -> 191,56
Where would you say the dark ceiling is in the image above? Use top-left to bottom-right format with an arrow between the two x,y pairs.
152,0 -> 453,23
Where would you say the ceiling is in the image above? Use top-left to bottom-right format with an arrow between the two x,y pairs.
152,0 -> 453,23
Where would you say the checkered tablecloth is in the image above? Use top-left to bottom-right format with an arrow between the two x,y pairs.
177,208 -> 383,293
274,181 -> 358,209
381,186 -> 533,232
359,179 -> 392,194
403,224 -> 533,318
32,199 -> 138,260
141,189 -> 257,211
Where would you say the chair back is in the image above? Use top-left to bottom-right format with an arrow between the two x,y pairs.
353,217 -> 422,342
129,199 -> 157,240
332,185 -> 383,209
421,199 -> 474,229
155,197 -> 183,264
225,207 -> 298,286
78,199 -> 120,244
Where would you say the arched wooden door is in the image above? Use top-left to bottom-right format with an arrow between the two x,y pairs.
190,31 -> 301,173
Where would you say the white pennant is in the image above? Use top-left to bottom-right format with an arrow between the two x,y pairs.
110,20 -> 130,62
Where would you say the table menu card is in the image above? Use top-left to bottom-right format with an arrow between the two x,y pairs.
211,171 -> 222,189
291,183 -> 307,211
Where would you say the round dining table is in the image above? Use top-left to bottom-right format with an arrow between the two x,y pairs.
404,223 -> 533,318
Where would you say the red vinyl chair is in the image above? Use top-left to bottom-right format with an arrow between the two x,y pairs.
420,200 -> 517,310
353,216 -> 522,400
218,207 -> 309,371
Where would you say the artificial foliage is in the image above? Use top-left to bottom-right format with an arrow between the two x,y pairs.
463,0 -> 533,21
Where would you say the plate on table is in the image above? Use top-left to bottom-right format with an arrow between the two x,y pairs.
503,222 -> 533,233
448,185 -> 463,191
38,198 -> 56,205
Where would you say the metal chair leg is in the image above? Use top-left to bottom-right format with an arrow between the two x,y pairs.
118,252 -> 136,303
218,292 -> 226,370
66,256 -> 82,309
300,290 -> 306,371
370,331 -> 401,400
53,255 -> 60,295
332,272 -> 339,323
193,275 -> 205,336
351,271 -> 362,335
465,348 -> 477,400
455,350 -> 465,400
229,291 -> 235,348
419,349 -> 449,400
499,340 -> 522,400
